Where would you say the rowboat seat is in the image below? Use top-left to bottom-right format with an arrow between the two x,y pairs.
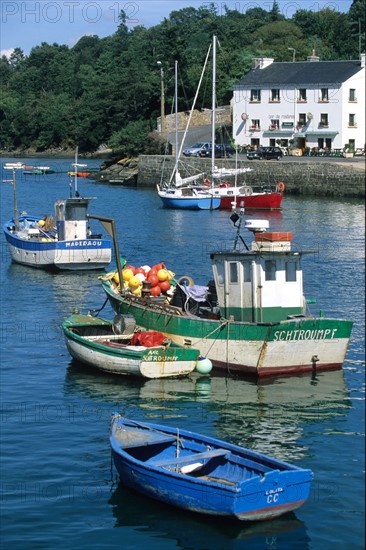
150,448 -> 230,468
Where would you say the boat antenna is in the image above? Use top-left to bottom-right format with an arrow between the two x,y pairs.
230,208 -> 249,251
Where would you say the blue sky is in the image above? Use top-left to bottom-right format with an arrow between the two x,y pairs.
1,0 -> 353,57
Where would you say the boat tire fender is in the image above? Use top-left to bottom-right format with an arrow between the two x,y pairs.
178,276 -> 194,287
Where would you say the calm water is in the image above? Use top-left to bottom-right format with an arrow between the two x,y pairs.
0,158 -> 365,549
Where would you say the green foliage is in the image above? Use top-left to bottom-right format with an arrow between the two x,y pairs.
0,3 -> 363,155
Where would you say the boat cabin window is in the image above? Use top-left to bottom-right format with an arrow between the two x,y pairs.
265,260 -> 276,281
244,262 -> 251,282
229,262 -> 238,283
216,262 -> 224,285
65,204 -> 88,221
286,261 -> 297,282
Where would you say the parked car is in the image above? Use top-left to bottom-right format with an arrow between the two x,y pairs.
183,142 -> 211,157
247,147 -> 283,160
198,144 -> 235,158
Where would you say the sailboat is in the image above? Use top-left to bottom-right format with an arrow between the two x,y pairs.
157,37 -> 284,211
2,151 -> 112,270
157,56 -> 220,210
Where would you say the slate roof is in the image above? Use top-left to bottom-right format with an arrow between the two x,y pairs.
235,60 -> 363,88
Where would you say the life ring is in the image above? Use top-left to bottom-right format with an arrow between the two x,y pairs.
203,178 -> 211,186
277,181 -> 285,193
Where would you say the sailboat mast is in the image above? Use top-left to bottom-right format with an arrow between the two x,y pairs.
175,60 -> 179,165
74,146 -> 78,197
211,35 -> 216,179
12,168 -> 19,231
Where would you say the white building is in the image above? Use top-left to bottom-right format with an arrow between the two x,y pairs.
232,53 -> 365,153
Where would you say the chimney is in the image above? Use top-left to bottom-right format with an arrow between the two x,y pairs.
252,58 -> 274,69
307,49 -> 320,62
361,53 -> 365,67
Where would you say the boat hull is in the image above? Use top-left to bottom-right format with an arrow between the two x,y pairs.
3,219 -> 111,271
63,315 -> 199,378
110,416 -> 313,521
102,282 -> 353,377
219,192 -> 283,210
159,194 -> 221,210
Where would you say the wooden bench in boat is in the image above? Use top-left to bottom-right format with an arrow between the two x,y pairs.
114,428 -> 177,448
151,448 -> 230,467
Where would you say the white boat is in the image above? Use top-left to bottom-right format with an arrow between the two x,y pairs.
63,312 -> 201,378
2,156 -> 112,271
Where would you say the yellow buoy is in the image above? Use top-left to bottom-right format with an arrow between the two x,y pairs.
131,286 -> 142,296
128,276 -> 141,289
157,269 -> 169,281
122,268 -> 134,281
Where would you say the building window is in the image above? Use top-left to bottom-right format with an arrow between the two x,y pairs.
269,119 -> 280,130
349,89 -> 357,102
229,262 -> 238,283
349,114 -> 357,127
250,119 -> 260,130
270,89 -> 280,102
297,113 -> 306,127
286,262 -> 297,282
319,114 -> 328,128
265,260 -> 276,281
250,89 -> 261,102
320,88 -> 329,102
297,89 -> 307,102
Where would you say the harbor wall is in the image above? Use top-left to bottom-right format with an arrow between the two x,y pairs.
137,155 -> 365,198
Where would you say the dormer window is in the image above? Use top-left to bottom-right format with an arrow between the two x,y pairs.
297,89 -> 307,102
250,89 -> 261,102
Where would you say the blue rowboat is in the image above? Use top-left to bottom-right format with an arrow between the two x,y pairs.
110,415 -> 313,521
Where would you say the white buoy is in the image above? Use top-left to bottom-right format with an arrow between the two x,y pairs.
196,356 -> 213,375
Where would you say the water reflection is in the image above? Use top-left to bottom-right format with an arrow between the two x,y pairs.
65,365 -> 350,461
109,484 -> 310,549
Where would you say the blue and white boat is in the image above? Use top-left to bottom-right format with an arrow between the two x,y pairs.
157,58 -> 220,211
2,161 -> 111,271
110,414 -> 313,521
157,171 -> 220,210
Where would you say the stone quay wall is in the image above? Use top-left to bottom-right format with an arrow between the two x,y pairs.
137,155 -> 365,198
